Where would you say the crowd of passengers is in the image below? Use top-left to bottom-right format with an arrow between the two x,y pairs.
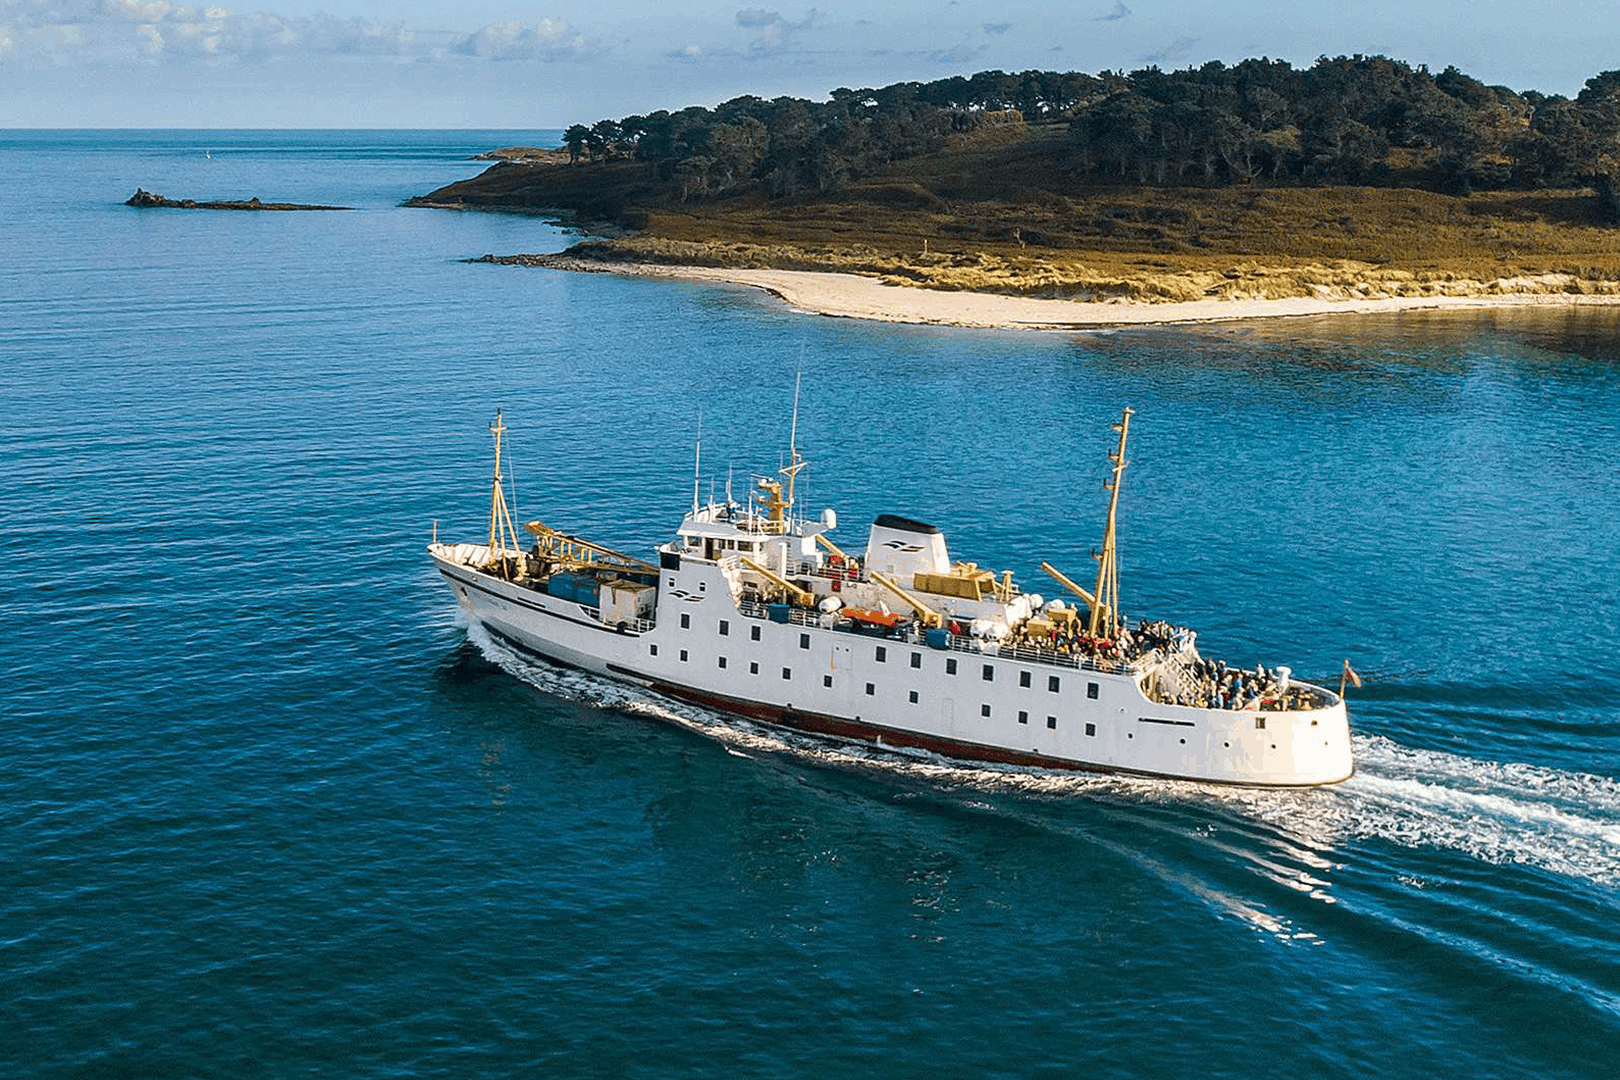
1153,655 -> 1317,712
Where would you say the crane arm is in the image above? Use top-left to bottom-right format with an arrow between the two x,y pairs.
1040,561 -> 1103,614
813,532 -> 855,564
740,556 -> 817,607
869,570 -> 944,629
523,519 -> 659,574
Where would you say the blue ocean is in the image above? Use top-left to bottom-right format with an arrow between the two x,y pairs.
2,130 -> 1617,1079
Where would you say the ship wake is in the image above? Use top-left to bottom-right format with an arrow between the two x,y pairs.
466,626 -> 1620,888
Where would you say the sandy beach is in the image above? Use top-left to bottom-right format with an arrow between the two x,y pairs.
526,257 -> 1620,330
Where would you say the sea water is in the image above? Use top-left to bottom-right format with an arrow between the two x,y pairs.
2,130 -> 1617,1079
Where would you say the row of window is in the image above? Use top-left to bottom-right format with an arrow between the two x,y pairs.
659,651 -> 1102,734
679,619 -> 1103,698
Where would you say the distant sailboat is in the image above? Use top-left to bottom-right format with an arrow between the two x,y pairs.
205,151 -> 212,160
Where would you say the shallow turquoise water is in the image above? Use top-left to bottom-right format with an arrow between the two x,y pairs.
2,131 -> 1617,1079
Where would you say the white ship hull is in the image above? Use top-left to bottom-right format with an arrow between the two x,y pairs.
432,546 -> 1355,787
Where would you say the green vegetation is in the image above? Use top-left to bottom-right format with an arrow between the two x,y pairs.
413,57 -> 1620,301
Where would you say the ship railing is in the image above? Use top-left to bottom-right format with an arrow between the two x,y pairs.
789,559 -> 861,584
734,597 -> 1139,675
578,606 -> 657,634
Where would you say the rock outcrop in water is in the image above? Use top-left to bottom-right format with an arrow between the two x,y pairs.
125,188 -> 350,211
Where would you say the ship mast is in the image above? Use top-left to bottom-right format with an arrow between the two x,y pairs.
487,411 -> 521,556
1088,407 -> 1133,640
780,367 -> 807,525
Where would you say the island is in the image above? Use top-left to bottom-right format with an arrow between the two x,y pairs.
411,57 -> 1620,328
125,188 -> 351,211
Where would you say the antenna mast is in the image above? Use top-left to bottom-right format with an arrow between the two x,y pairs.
1089,407 -> 1133,640
692,411 -> 703,515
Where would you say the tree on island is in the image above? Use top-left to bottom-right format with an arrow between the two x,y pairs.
547,57 -> 1620,218
563,124 -> 590,165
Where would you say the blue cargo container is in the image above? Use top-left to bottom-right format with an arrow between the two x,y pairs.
766,604 -> 792,624
925,628 -> 951,650
547,572 -> 599,605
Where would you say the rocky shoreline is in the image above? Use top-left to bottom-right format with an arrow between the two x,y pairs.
124,188 -> 350,211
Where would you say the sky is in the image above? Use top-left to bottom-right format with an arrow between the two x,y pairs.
1,1 -> 1614,127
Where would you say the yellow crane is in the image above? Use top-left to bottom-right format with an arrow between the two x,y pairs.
523,520 -> 659,576
740,556 -> 817,607
868,570 -> 945,629
1040,561 -> 1105,621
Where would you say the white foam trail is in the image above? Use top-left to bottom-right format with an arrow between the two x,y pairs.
464,629 -> 1620,887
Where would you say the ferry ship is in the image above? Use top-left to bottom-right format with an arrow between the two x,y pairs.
429,408 -> 1355,787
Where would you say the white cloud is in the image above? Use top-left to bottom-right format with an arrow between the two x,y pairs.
734,8 -> 818,53
454,18 -> 585,60
0,2 -> 585,64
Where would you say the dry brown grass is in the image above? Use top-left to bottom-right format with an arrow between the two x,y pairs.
433,122 -> 1620,302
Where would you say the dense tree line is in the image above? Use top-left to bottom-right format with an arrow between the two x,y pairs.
559,57 -> 1620,215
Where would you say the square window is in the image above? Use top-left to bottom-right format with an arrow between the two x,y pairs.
982,664 -> 994,682
1048,675 -> 1061,693
680,613 -> 690,630
1085,722 -> 1096,736
865,682 -> 875,696
1255,717 -> 1267,730
719,619 -> 729,636
800,633 -> 810,650
1086,681 -> 1099,699
823,675 -> 833,688
750,662 -> 759,675
946,658 -> 957,675
908,690 -> 919,704
650,644 -> 658,656
1018,710 -> 1029,725
679,649 -> 688,662
718,656 -> 728,669
782,667 -> 792,680
1019,671 -> 1031,688
698,581 -> 706,592
981,704 -> 991,718
1046,716 -> 1057,730
910,653 -> 921,669
875,646 -> 887,663
751,626 -> 761,641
